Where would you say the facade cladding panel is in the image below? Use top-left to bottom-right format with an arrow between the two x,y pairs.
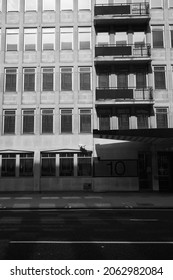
0,0 -> 173,192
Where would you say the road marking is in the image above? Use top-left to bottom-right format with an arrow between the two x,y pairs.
9,241 -> 173,244
1,208 -> 173,212
0,197 -> 11,200
41,197 -> 60,200
14,197 -> 32,200
130,219 -> 158,222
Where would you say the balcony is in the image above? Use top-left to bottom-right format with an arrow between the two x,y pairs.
96,87 -> 153,105
95,44 -> 151,64
94,2 -> 150,25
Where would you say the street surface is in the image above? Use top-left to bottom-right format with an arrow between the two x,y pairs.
0,209 -> 173,259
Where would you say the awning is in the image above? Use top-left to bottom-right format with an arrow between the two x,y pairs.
93,129 -> 173,145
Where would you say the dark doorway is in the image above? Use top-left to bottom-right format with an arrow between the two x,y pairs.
138,152 -> 152,191
158,152 -> 173,192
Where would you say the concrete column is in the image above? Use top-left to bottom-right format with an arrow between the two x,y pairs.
16,154 -> 20,177
74,153 -> 77,176
34,150 -> 40,192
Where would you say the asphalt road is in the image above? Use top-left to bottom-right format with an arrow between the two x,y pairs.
0,209 -> 173,260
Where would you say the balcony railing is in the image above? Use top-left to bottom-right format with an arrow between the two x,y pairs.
96,87 -> 153,102
95,44 -> 151,58
94,2 -> 149,17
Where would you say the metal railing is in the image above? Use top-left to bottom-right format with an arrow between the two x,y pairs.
94,2 -> 150,16
96,87 -> 153,101
95,44 -> 151,58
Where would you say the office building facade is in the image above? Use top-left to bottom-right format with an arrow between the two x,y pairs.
0,0 -> 173,192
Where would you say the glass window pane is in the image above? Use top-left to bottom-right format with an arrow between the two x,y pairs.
6,29 -> 19,51
7,0 -> 19,11
152,30 -> 164,48
42,28 -> 55,50
25,0 -> 37,11
5,69 -> 17,92
24,28 -> 37,51
60,28 -> 73,50
78,0 -> 91,10
24,68 -> 35,91
4,110 -> 16,134
61,68 -> 72,91
61,0 -> 73,10
42,109 -> 53,133
43,0 -> 55,10
23,110 -> 35,134
42,68 -> 54,91
79,27 -> 91,50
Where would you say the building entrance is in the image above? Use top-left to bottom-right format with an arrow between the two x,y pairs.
138,152 -> 152,191
158,152 -> 173,192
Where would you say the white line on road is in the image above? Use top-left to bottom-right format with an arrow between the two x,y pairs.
130,219 -> 158,222
9,241 -> 173,244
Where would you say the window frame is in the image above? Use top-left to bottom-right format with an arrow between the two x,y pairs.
77,152 -> 92,177
59,153 -> 74,177
150,0 -> 163,9
60,0 -> 73,11
79,67 -> 91,91
78,0 -> 91,10
22,109 -> 35,134
19,153 -> 34,177
24,28 -> 37,51
7,0 -> 20,12
79,109 -> 92,134
152,27 -> 164,48
41,109 -> 54,134
42,0 -> 55,11
60,109 -> 73,134
42,27 -> 55,51
156,108 -> 168,128
1,154 -> 16,177
25,0 -> 37,11
78,27 -> 91,50
23,68 -> 36,92
60,27 -> 73,50
154,66 -> 166,90
3,110 -> 16,135
42,68 -> 54,91
60,67 -> 73,91
6,28 -> 19,51
41,153 -> 56,177
5,68 -> 17,92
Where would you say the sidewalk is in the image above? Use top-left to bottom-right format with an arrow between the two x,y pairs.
0,192 -> 173,209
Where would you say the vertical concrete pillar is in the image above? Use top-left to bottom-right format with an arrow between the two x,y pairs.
16,154 -> 20,177
74,153 -> 78,176
34,150 -> 40,192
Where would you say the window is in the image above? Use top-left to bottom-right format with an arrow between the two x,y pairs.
133,32 -> 146,47
96,0 -> 108,4
61,67 -> 72,91
41,153 -> 56,176
7,0 -> 20,12
117,73 -> 128,88
152,29 -> 164,48
60,153 -> 74,176
156,108 -> 168,128
5,68 -> 17,92
42,28 -> 55,51
60,28 -> 73,50
23,68 -> 36,91
1,154 -> 16,177
154,66 -> 166,89
151,0 -> 163,8
79,27 -> 91,50
41,109 -> 53,134
61,109 -> 72,133
97,32 -> 109,46
118,109 -> 130,130
137,111 -> 149,129
115,32 -> 127,45
24,28 -> 37,51
169,0 -> 173,8
22,110 -> 35,134
3,110 -> 16,134
78,153 -> 92,176
78,0 -> 91,10
136,72 -> 146,88
43,0 -> 55,10
42,68 -> 54,91
98,109 -> 111,130
61,0 -> 73,10
79,67 -> 91,90
6,29 -> 19,51
80,109 -> 91,133
98,73 -> 109,88
20,153 -> 34,177
170,26 -> 173,48
25,0 -> 37,11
